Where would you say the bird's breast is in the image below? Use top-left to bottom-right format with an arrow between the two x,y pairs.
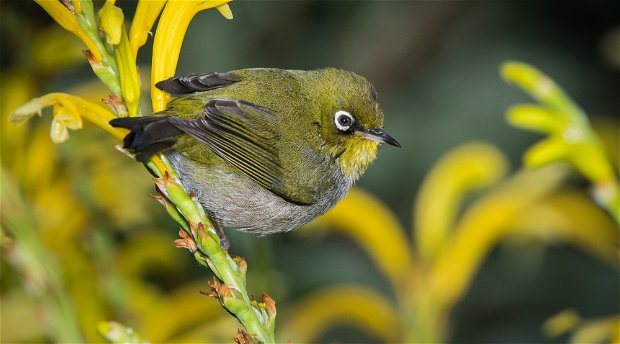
166,150 -> 351,234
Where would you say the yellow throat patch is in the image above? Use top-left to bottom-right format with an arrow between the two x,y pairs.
335,135 -> 380,181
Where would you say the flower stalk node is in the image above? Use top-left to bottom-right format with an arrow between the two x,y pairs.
103,94 -> 128,116
234,329 -> 258,344
174,229 -> 197,253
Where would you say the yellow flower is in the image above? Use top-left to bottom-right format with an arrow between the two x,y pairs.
427,164 -> 569,312
129,0 -> 167,57
279,285 -> 400,343
50,100 -> 82,143
34,0 -> 102,62
307,187 -> 413,292
98,1 -> 124,45
10,93 -> 125,142
501,61 -> 619,223
151,0 -> 233,112
290,141 -> 618,343
414,142 -> 508,263
544,310 -> 620,344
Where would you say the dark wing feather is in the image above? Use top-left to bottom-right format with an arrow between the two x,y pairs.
168,99 -> 313,204
155,72 -> 238,95
110,116 -> 183,162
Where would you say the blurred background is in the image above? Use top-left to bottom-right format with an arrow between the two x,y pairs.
1,1 -> 619,343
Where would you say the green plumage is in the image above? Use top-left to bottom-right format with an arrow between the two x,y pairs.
110,68 -> 398,238
159,68 -> 382,205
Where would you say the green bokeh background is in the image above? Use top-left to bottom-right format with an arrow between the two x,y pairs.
1,1 -> 618,343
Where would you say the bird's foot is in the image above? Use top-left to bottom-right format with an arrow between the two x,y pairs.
215,225 -> 230,251
209,214 -> 230,251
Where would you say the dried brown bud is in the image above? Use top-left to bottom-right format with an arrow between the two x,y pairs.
173,229 -> 197,252
83,50 -> 96,63
149,192 -> 169,208
204,278 -> 221,299
103,94 -> 128,116
233,329 -> 257,344
261,292 -> 277,318
153,176 -> 166,194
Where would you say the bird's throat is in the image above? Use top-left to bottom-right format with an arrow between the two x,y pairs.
334,138 -> 379,181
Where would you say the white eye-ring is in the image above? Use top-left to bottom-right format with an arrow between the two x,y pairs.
334,110 -> 354,132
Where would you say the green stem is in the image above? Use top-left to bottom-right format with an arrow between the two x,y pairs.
75,0 -> 121,96
162,156 -> 276,343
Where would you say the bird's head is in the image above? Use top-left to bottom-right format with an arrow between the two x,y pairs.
309,68 -> 400,181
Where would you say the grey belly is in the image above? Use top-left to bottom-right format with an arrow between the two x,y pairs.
166,151 -> 352,234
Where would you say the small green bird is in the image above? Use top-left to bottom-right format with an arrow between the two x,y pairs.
110,68 -> 399,248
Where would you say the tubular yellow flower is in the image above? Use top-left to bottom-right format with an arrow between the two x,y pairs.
501,61 -> 582,121
151,0 -> 233,112
506,105 -> 565,133
310,188 -> 413,292
279,285 -> 400,343
139,280 -> 224,341
501,61 -> 619,223
428,164 -> 570,313
35,0 -> 102,62
414,142 -> 508,263
505,190 -> 619,266
98,1 -> 123,45
114,33 -> 141,116
216,4 -> 233,19
50,99 -> 82,143
10,93 -> 126,141
569,315 -> 620,344
129,0 -> 167,57
543,309 -> 582,338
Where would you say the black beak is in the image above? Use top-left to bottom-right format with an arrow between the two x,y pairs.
358,128 -> 401,147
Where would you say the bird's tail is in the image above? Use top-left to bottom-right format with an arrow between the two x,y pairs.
110,116 -> 183,162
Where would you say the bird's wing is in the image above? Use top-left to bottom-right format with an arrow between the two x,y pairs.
168,99 -> 315,206
155,72 -> 238,95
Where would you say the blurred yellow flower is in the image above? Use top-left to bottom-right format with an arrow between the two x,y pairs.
415,142 -> 508,263
544,309 -> 620,344
35,0 -> 102,62
279,285 -> 400,343
291,141 -> 617,343
501,61 -> 619,223
98,1 -> 124,45
10,92 -> 125,141
308,187 -> 412,292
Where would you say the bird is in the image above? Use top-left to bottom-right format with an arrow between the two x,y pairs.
110,68 -> 400,249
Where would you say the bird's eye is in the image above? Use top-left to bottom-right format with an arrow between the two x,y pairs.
334,110 -> 354,132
